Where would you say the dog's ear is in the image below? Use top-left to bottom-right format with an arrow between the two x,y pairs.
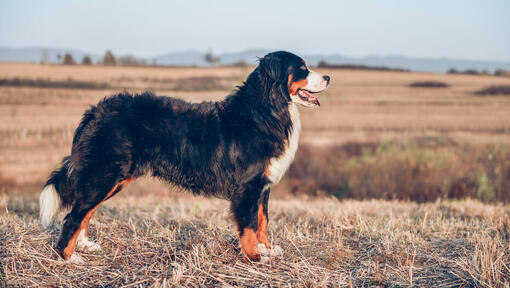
258,53 -> 289,84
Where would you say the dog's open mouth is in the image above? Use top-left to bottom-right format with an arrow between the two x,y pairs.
297,89 -> 321,106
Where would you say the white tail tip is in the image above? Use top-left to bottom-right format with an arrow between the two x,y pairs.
39,184 -> 61,228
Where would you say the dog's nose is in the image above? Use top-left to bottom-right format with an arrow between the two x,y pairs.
323,75 -> 330,84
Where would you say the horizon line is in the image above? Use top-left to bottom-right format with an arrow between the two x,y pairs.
2,45 -> 510,64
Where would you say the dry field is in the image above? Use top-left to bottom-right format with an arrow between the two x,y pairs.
1,192 -> 509,287
1,63 -> 510,287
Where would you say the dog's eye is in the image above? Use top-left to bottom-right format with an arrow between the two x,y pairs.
300,65 -> 306,71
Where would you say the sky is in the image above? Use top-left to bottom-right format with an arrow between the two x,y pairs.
1,0 -> 509,61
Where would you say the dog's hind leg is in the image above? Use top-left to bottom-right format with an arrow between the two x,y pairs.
56,177 -> 133,262
75,178 -> 132,253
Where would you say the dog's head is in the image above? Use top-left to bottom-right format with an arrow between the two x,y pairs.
258,51 -> 330,107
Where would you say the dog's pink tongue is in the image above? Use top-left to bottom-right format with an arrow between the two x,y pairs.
313,96 -> 320,106
301,90 -> 320,106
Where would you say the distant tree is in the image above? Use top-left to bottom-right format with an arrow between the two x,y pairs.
63,53 -> 76,65
103,50 -> 117,65
317,60 -> 329,68
494,69 -> 510,77
464,69 -> 480,75
81,56 -> 92,65
447,68 -> 458,74
118,55 -> 147,66
56,54 -> 62,61
204,50 -> 220,65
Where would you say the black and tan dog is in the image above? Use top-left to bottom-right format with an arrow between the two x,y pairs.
39,51 -> 330,263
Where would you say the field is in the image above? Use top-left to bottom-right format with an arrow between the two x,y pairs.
1,62 -> 510,287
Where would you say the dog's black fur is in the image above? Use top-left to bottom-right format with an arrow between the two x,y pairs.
44,51 -> 320,261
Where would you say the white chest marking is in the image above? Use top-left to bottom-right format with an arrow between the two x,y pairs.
266,103 -> 301,185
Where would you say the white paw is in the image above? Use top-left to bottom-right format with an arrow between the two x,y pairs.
76,230 -> 102,252
271,245 -> 283,256
67,253 -> 85,264
261,255 -> 269,264
257,243 -> 269,255
257,243 -> 283,257
76,239 -> 102,252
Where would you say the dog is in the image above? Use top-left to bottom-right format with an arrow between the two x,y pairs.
39,51 -> 330,263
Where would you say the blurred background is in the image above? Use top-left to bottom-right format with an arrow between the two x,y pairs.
1,0 -> 510,202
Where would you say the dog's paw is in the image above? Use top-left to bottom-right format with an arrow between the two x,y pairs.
257,243 -> 269,255
76,239 -> 102,252
67,253 -> 85,264
270,245 -> 283,256
257,243 -> 283,258
261,255 -> 269,264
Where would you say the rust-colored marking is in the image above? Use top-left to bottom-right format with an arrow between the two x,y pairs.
62,228 -> 81,259
240,228 -> 260,262
263,165 -> 271,178
62,178 -> 133,259
257,204 -> 270,248
288,74 -> 308,96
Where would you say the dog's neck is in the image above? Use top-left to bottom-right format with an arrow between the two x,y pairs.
220,68 -> 294,140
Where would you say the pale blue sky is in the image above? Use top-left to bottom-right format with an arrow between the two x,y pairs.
1,0 -> 509,61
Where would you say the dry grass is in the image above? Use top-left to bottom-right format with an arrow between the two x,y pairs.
1,188 -> 509,287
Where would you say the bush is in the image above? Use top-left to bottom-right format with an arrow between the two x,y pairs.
474,85 -> 510,96
409,81 -> 450,88
118,55 -> 147,66
287,141 -> 510,203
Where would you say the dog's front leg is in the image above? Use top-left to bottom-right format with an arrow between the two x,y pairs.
257,188 -> 271,249
231,180 -> 263,262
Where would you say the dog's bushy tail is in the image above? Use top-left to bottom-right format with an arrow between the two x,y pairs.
39,156 -> 75,228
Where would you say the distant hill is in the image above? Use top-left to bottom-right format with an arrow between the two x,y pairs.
152,49 -> 269,66
2,46 -> 510,73
304,54 -> 510,74
0,46 -> 102,64
153,50 -> 207,66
